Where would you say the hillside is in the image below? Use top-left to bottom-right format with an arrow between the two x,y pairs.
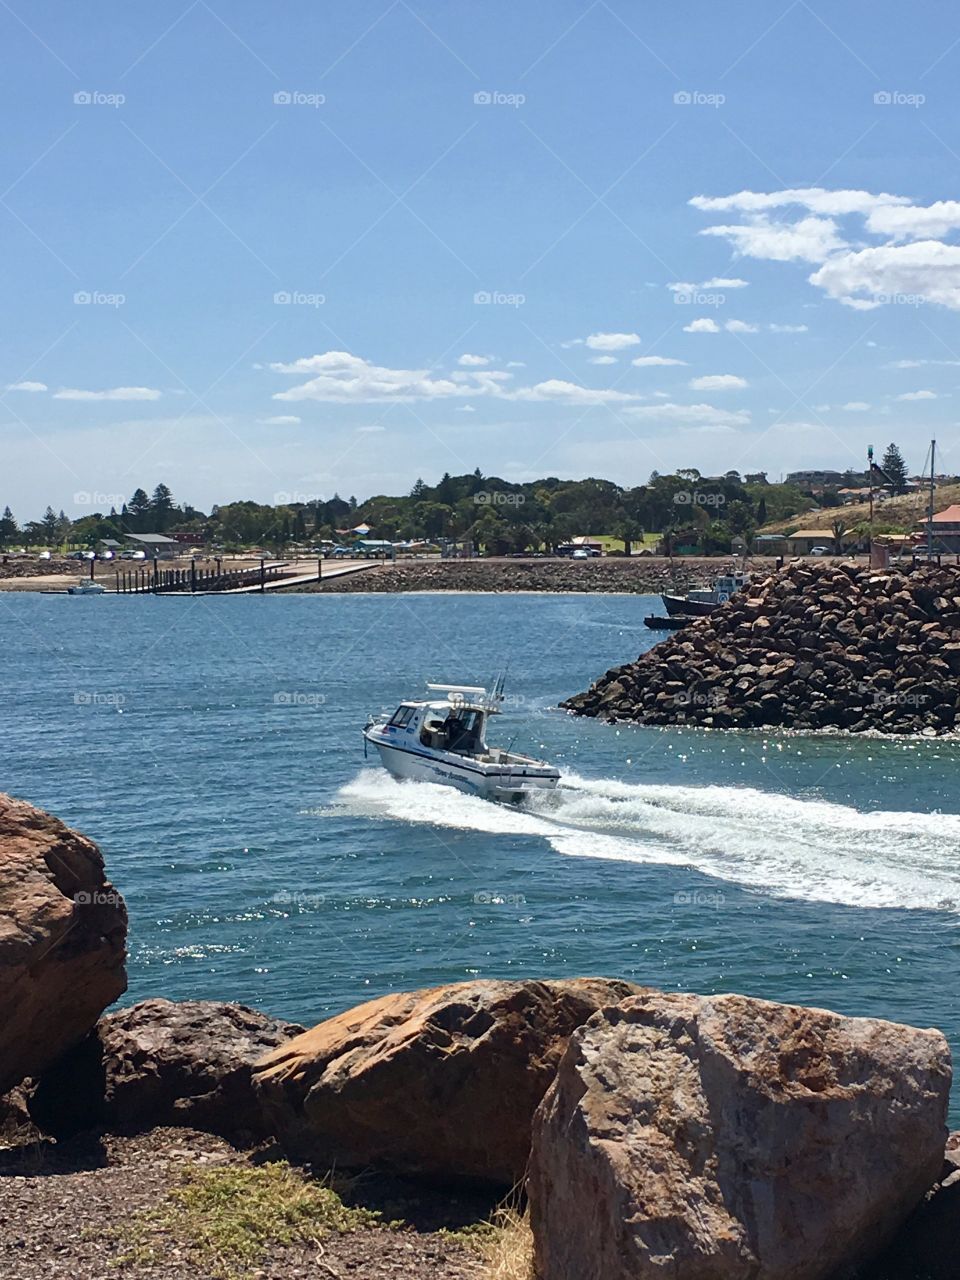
761,483 -> 960,535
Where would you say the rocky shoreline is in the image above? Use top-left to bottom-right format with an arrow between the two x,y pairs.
563,560 -> 960,736
285,556 -> 781,595
3,791 -> 959,1279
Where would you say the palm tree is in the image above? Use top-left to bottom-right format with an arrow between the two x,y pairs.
831,518 -> 847,555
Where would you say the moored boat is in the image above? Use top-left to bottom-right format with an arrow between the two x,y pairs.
363,679 -> 560,802
66,579 -> 106,595
661,570 -> 748,617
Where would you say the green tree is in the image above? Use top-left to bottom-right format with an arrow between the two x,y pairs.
150,483 -> 175,531
127,488 -> 151,532
0,506 -> 18,547
881,443 -> 909,495
831,518 -> 848,554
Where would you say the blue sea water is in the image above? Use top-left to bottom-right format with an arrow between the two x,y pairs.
3,590 -> 960,1109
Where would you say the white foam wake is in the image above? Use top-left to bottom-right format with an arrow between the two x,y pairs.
335,769 -> 960,913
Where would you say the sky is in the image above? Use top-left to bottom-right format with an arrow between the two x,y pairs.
3,1 -> 960,520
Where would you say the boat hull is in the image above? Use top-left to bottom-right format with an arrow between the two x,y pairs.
661,593 -> 716,617
365,732 -> 559,801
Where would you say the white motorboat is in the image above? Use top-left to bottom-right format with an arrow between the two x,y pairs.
66,579 -> 106,595
363,680 -> 560,802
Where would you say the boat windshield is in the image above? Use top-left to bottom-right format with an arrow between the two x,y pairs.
420,707 -> 484,754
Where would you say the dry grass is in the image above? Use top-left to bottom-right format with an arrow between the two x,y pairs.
477,1206 -> 535,1280
762,481 -> 960,535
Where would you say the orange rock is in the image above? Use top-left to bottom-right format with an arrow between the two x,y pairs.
253,977 -> 640,1186
0,792 -> 127,1094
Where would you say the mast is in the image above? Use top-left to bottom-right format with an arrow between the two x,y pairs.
927,438 -> 936,561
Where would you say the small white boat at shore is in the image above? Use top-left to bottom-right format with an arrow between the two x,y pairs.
66,579 -> 106,595
363,680 -> 560,802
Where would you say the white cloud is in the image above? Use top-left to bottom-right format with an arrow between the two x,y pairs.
841,401 -> 870,411
357,425 -> 386,432
810,241 -> 960,310
683,317 -> 720,333
896,389 -> 937,401
5,380 -> 47,392
272,352 -> 467,402
585,332 -> 641,351
53,386 -> 162,401
724,319 -> 758,333
457,353 -> 490,367
768,323 -> 808,333
456,405 -> 477,413
701,216 -> 846,263
667,277 -> 749,291
690,188 -> 909,217
632,355 -> 687,367
866,200 -> 960,241
506,360 -> 526,368
886,358 -> 960,368
258,415 -> 301,425
589,355 -> 618,365
625,402 -> 751,425
689,374 -> 748,391
510,379 -> 642,405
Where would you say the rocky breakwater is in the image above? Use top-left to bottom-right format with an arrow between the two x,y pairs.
297,556 -> 772,595
563,561 -> 960,735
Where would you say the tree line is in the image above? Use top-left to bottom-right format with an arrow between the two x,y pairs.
0,443 -> 926,556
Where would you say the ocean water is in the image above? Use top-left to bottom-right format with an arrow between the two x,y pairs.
3,591 -> 960,1109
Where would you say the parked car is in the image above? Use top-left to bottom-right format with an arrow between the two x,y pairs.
121,549 -> 147,560
571,548 -> 591,559
810,546 -> 833,556
67,550 -> 95,560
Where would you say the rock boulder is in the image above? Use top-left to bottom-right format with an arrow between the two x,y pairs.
0,792 -> 127,1095
529,991 -> 951,1280
29,998 -> 305,1141
253,977 -> 640,1186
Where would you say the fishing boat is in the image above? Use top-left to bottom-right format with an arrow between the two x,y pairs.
363,679 -> 560,802
661,570 -> 748,617
66,579 -> 106,595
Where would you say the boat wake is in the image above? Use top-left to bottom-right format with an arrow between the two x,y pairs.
335,769 -> 960,913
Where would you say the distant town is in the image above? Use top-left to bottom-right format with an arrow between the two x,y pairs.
3,443 -> 958,560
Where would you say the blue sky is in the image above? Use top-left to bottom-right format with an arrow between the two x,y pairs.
3,1 -> 960,519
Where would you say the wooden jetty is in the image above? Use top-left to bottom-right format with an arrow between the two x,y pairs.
116,558 -> 315,595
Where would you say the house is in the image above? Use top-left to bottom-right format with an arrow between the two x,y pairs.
915,504 -> 960,554
124,532 -> 181,559
97,538 -> 123,553
783,529 -> 845,556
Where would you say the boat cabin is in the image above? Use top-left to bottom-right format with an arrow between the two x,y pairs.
386,698 -> 489,757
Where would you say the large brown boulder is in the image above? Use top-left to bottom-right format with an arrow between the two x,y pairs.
529,991 -> 951,1280
0,793 -> 127,1095
253,977 -> 640,1186
29,998 -> 304,1141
